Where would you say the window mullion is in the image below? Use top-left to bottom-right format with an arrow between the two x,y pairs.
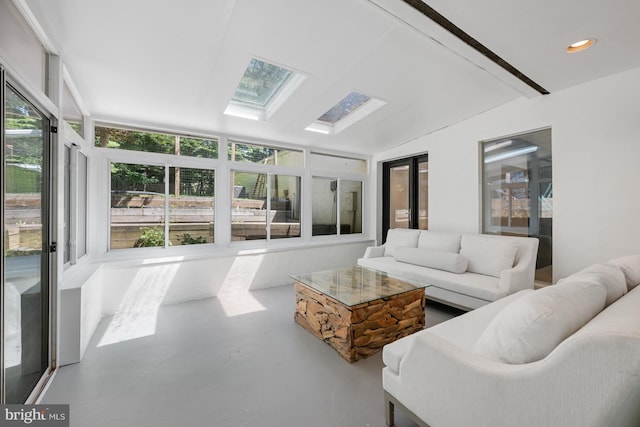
164,164 -> 170,248
69,144 -> 79,264
266,173 -> 272,240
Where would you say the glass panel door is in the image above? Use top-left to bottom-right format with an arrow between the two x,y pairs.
3,82 -> 50,403
418,160 -> 428,230
388,163 -> 410,229
383,155 -> 429,240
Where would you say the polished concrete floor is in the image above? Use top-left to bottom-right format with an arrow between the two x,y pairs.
42,284 -> 462,427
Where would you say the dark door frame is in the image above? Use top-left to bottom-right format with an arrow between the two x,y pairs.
382,154 -> 428,243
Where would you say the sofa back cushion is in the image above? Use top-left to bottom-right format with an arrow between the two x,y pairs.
417,231 -> 461,253
459,235 -> 518,278
395,247 -> 468,273
383,228 -> 421,257
473,280 -> 607,364
607,255 -> 640,291
561,263 -> 627,307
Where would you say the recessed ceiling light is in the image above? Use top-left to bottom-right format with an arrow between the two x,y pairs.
566,39 -> 596,53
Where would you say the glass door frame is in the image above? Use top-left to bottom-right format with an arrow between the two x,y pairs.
1,67 -> 57,404
382,154 -> 428,242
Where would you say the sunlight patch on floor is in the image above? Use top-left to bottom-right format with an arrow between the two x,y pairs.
98,263 -> 178,347
218,255 -> 266,317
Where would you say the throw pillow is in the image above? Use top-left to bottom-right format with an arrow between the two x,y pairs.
459,235 -> 518,278
417,231 -> 462,253
474,280 -> 607,364
559,263 -> 627,307
607,255 -> 640,291
395,247 -> 468,273
383,228 -> 421,257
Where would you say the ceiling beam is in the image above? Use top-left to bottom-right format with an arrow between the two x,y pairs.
403,0 -> 550,95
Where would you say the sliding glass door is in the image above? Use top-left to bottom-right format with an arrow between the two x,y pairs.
2,78 -> 51,403
382,155 -> 428,240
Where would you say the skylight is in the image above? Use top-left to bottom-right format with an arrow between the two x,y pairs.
225,58 -> 305,121
317,92 -> 371,124
232,58 -> 292,107
306,91 -> 386,135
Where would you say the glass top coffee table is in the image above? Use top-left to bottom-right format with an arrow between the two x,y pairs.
292,266 -> 425,362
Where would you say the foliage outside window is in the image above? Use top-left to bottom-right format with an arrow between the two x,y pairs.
4,85 -> 45,257
231,171 -> 300,241
168,167 -> 215,245
312,178 -> 362,236
228,140 -> 303,167
95,125 -> 218,159
110,162 -> 215,250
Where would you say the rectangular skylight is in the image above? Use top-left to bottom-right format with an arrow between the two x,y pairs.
225,58 -> 305,121
306,91 -> 386,135
317,92 -> 371,124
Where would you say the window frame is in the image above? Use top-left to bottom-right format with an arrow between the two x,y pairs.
107,157 -> 217,251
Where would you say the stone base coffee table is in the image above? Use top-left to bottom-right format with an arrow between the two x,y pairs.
292,266 -> 425,363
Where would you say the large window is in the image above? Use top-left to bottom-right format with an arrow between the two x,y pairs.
110,163 -> 214,249
482,128 -> 552,283
231,171 -> 300,241
312,178 -> 362,236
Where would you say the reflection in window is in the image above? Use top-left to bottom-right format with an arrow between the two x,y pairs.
110,163 -> 165,250
231,172 -> 301,241
168,167 -> 214,245
312,178 -> 337,236
339,180 -> 362,234
232,172 -> 267,241
270,175 -> 301,239
482,128 -> 552,283
312,178 -> 363,236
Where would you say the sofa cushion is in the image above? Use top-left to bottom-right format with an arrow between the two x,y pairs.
473,280 -> 607,364
417,231 -> 461,253
357,256 -> 504,302
459,235 -> 518,278
607,255 -> 640,291
395,247 -> 468,273
561,263 -> 627,307
383,228 -> 421,257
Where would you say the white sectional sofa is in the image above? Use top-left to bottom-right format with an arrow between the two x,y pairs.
383,255 -> 640,427
358,229 -> 539,310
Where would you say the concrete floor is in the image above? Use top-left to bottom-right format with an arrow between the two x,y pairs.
42,284 -> 462,427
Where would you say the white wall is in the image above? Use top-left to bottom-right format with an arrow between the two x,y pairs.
369,66 -> 640,281
58,240 -> 371,365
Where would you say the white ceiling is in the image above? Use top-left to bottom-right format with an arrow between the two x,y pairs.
25,0 -> 640,156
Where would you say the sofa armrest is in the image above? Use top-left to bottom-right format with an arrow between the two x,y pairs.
386,327 -> 640,427
498,261 -> 535,294
362,245 -> 385,259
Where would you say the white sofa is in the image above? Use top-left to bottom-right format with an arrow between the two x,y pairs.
383,255 -> 640,427
358,229 -> 539,310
